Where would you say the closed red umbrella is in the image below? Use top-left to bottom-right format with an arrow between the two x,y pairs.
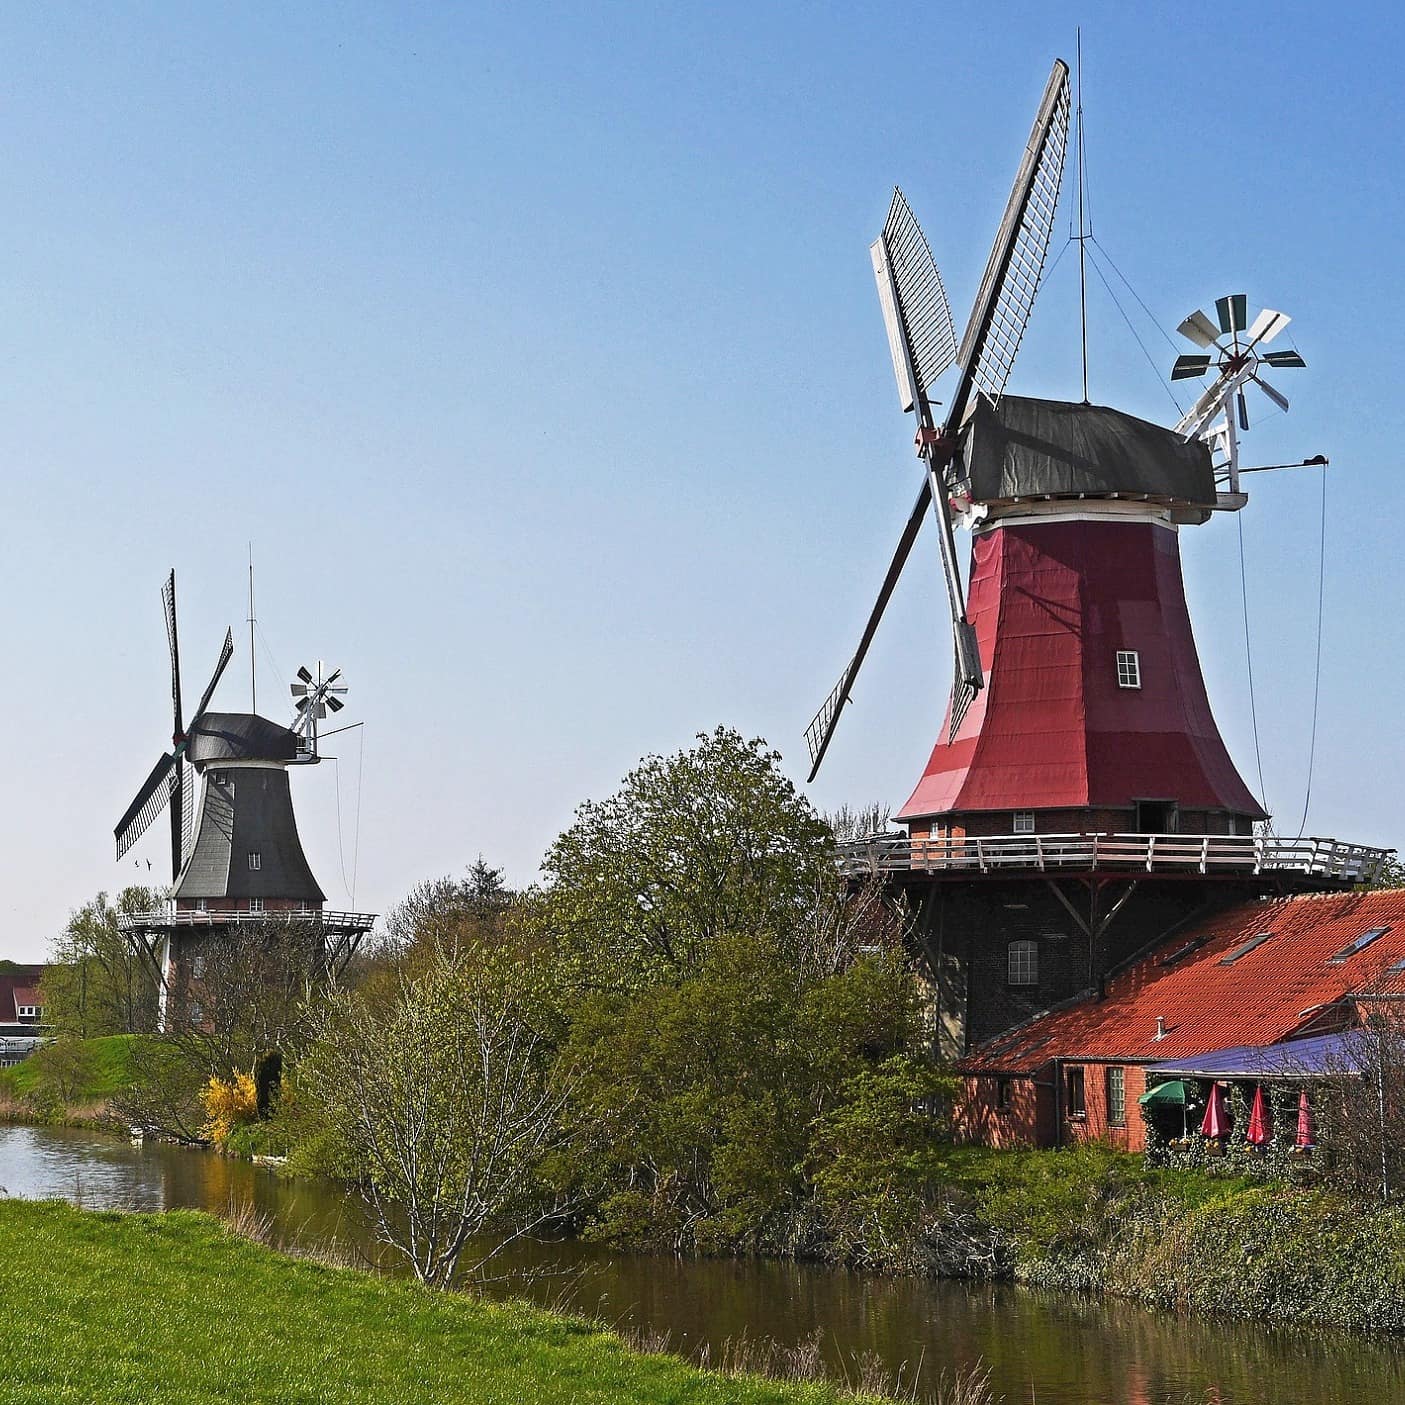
1247,1084 -> 1271,1146
1295,1089 -> 1315,1148
1201,1081 -> 1229,1138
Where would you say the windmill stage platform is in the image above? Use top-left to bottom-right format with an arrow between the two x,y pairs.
836,831 -> 1392,888
117,905 -> 377,990
835,828 -> 1394,1062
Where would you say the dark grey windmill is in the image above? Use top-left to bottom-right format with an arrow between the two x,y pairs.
115,571 -> 375,1019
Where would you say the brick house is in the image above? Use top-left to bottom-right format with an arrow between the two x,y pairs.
0,963 -> 48,1065
956,889 -> 1405,1151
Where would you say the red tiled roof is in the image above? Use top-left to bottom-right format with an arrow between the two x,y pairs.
966,889 -> 1405,1074
11,986 -> 40,1011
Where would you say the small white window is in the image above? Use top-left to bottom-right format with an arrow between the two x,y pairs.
1007,939 -> 1039,986
195,898 -> 207,913
189,1001 -> 203,1024
247,852 -> 262,871
1012,811 -> 1036,834
1116,650 -> 1141,689
250,897 -> 265,915
192,954 -> 206,979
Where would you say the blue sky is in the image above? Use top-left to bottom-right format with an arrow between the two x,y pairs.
4,4 -> 1402,958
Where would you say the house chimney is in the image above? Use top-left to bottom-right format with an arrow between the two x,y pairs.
1155,1015 -> 1166,1040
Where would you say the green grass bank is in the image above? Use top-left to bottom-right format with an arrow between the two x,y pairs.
0,1035 -> 138,1127
0,1200 -> 892,1405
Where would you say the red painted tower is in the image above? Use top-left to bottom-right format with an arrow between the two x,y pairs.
896,397 -> 1266,841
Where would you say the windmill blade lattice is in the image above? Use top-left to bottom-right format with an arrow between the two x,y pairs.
961,69 -> 1071,405
877,189 -> 958,412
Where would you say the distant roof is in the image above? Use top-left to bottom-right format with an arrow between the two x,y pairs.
965,889 -> 1405,1074
0,965 -> 46,1024
11,986 -> 39,1008
187,713 -> 300,766
1147,1030 -> 1371,1080
962,395 -> 1217,508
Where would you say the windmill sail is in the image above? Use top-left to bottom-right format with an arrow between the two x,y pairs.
956,61 -> 1072,410
115,751 -> 178,859
114,572 -> 236,881
805,59 -> 1071,780
875,189 -> 958,412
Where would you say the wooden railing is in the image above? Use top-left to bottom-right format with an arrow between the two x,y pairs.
835,833 -> 1394,884
118,908 -> 377,931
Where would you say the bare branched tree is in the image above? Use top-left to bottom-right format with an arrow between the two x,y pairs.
824,803 -> 894,843
1311,983 -> 1405,1202
796,877 -> 908,981
302,941 -> 580,1288
113,918 -> 330,1142
42,887 -> 160,1038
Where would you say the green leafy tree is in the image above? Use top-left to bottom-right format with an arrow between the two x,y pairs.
554,930 -> 926,1254
42,888 -> 159,1038
1361,856 -> 1405,892
540,727 -> 834,990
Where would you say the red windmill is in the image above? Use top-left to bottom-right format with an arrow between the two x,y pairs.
807,60 -> 1390,1057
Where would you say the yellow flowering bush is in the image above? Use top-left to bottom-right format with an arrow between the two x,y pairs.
200,1072 -> 258,1146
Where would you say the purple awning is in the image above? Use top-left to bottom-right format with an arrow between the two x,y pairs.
1146,1030 -> 1369,1080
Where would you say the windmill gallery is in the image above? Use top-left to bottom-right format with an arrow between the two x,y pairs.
99,62 -> 1394,1160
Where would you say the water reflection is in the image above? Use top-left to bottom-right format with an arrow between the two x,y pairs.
0,1124 -> 1399,1404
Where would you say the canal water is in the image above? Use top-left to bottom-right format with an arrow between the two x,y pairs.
1,1123 -> 1400,1404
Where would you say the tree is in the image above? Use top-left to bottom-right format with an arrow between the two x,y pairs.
42,888 -> 160,1038
1361,856 -> 1405,893
1310,990 -> 1405,1202
362,857 -> 514,971
113,917 -> 331,1143
539,727 -> 835,990
551,907 -> 924,1254
301,940 -> 579,1288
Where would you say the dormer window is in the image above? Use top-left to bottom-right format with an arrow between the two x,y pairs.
1116,650 -> 1141,689
247,852 -> 262,872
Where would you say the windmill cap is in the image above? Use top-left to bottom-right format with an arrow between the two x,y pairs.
187,712 -> 300,766
962,395 -> 1217,509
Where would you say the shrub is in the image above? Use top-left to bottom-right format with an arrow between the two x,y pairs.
200,1073 -> 258,1147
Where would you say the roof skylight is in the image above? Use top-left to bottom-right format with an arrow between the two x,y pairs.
1328,927 -> 1392,965
1160,934 -> 1211,967
1219,932 -> 1275,965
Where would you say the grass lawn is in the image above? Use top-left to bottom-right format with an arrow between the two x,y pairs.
0,1200 -> 869,1405
0,1034 -> 139,1104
